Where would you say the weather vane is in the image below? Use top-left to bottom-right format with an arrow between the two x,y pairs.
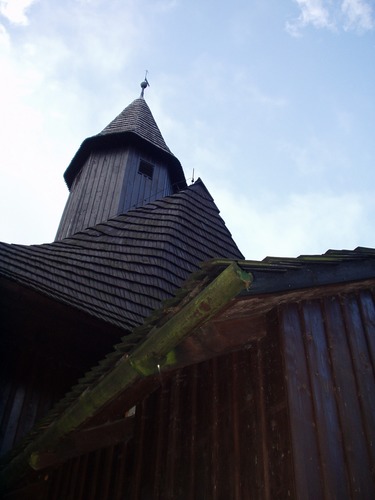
140,70 -> 150,98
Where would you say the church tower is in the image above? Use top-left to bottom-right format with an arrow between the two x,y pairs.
56,81 -> 186,240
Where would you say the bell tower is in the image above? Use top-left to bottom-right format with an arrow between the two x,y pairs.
55,81 -> 186,240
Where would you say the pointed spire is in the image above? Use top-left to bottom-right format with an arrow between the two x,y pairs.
140,70 -> 150,98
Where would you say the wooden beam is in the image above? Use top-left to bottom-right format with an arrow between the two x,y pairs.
32,417 -> 135,470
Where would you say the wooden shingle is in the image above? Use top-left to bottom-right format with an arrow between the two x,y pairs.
0,180 -> 243,332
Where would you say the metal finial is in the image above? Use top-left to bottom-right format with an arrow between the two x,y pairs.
140,70 -> 150,98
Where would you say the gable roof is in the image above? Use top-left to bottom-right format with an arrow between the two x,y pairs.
63,97 -> 186,191
0,180 -> 243,332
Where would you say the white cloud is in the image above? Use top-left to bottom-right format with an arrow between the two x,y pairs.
0,0 -> 37,25
0,22 -> 10,46
286,0 -> 374,35
286,0 -> 334,36
342,0 -> 374,31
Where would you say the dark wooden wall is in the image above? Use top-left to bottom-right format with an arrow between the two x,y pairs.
56,146 -> 173,240
0,346 -> 65,457
0,284 -> 123,460
118,150 -> 173,215
280,289 -> 375,499
25,316 -> 293,500
4,287 -> 375,499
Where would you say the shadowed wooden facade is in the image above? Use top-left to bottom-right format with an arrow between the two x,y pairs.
1,87 -> 375,499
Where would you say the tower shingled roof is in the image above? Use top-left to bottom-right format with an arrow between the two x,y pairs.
99,98 -> 172,155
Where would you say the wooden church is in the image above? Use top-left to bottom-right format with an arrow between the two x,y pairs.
1,82 -> 375,499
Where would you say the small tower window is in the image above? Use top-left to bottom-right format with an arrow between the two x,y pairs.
138,160 -> 154,180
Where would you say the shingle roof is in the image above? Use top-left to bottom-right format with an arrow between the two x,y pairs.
0,180 -> 243,332
99,97 -> 172,154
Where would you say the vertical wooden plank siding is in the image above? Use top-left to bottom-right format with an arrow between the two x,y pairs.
280,293 -> 375,499
230,351 -> 242,500
301,300 -> 350,498
56,146 -> 174,240
186,364 -> 198,500
0,348 -> 73,457
5,289 -> 375,498
323,295 -> 375,497
341,294 -> 375,468
279,302 -> 324,499
358,290 -> 375,372
35,338 -> 291,499
262,312 -> 294,498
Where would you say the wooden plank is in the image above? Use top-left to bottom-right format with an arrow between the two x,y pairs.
14,355 -> 39,444
342,294 -> 375,467
263,311 -> 294,499
86,449 -> 101,500
65,456 -> 80,500
82,152 -> 102,231
107,149 -> 127,218
74,453 -> 89,500
99,445 -> 115,500
230,351 -> 242,500
194,360 -> 211,498
0,349 -> 27,455
301,300 -> 350,498
130,399 -> 146,500
358,289 -> 375,373
186,364 -> 198,500
72,153 -> 93,236
215,354 -> 234,500
150,381 -> 169,498
210,357 -> 219,500
112,442 -> 128,500
323,295 -> 375,498
58,458 -> 73,500
165,371 -> 181,499
238,346 -> 261,499
30,417 -> 135,470
98,149 -> 121,223
279,303 -> 324,499
256,340 -> 271,500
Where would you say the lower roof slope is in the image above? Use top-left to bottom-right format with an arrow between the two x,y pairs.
0,179 -> 243,332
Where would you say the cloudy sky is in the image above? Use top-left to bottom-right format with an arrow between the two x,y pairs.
0,0 -> 374,260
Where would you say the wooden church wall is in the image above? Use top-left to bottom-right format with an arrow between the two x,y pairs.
31,316 -> 294,500
56,148 -> 128,240
118,149 -> 173,214
4,287 -> 375,499
279,289 -> 375,499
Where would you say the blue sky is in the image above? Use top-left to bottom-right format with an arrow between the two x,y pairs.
0,0 -> 374,260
